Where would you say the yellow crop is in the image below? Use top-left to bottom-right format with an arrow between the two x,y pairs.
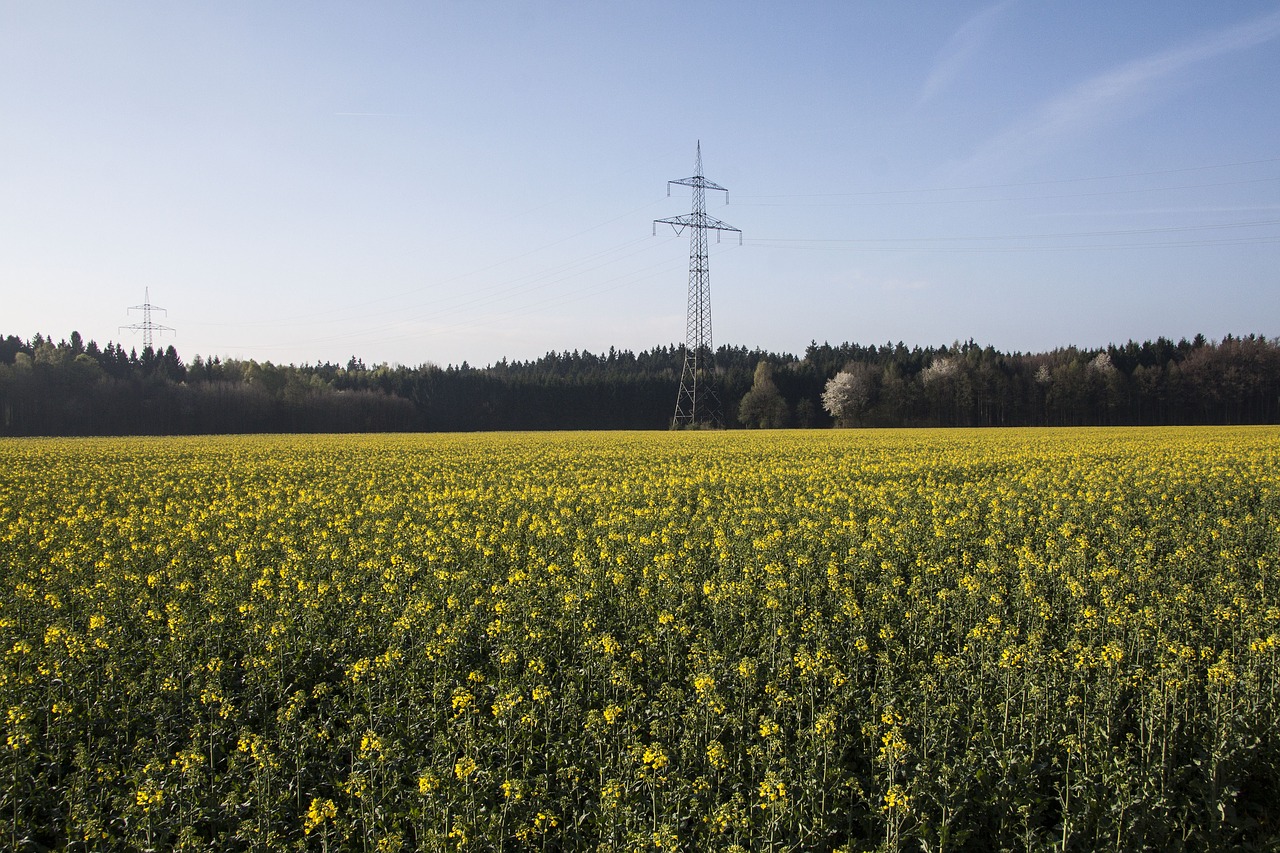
1,427 -> 1277,850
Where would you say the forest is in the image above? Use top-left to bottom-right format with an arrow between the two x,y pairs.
1,330 -> 1277,435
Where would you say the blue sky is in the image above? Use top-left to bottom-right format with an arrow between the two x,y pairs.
3,1 -> 1278,367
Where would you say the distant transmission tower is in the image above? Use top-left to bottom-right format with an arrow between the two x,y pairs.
654,141 -> 741,428
120,288 -> 174,350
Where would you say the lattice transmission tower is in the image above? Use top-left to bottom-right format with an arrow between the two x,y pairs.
120,288 -> 174,350
653,142 -> 741,428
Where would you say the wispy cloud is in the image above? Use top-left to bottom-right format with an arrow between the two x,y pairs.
917,0 -> 1017,106
958,8 -> 1280,175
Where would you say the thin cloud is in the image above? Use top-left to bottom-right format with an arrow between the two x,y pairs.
917,0 -> 1017,106
959,8 -> 1280,175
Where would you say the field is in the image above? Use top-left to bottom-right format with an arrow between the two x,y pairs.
2,428 -> 1278,851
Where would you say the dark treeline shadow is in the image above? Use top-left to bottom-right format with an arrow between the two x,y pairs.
2,332 -> 1277,435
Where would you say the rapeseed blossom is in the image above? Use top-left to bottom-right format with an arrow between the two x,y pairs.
1,428 -> 1277,849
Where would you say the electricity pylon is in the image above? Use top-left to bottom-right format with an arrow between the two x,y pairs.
120,288 -> 174,350
654,142 -> 741,428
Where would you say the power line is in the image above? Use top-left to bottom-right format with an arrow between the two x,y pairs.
735,156 -> 1280,200
748,236 -> 1280,253
214,242 -> 701,353
747,217 -> 1280,246
735,176 -> 1280,207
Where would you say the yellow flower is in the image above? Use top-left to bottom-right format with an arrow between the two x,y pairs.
451,688 -> 473,715
304,798 -> 337,834
757,772 -> 787,804
454,756 -> 478,782
882,784 -> 911,813
359,730 -> 383,760
642,745 -> 668,772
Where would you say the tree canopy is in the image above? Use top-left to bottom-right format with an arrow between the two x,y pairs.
2,331 -> 1277,435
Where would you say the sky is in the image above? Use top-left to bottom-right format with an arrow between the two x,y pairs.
3,1 -> 1278,368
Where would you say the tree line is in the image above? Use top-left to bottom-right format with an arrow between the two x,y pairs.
2,330 -> 1277,436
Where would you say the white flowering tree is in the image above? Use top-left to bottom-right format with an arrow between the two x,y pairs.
821,365 -> 873,427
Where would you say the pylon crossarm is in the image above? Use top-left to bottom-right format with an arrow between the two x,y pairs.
655,214 -> 740,236
669,176 -> 728,193
700,215 -> 740,235
654,215 -> 692,236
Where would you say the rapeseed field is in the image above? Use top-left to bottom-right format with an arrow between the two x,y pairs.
2,428 -> 1277,851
